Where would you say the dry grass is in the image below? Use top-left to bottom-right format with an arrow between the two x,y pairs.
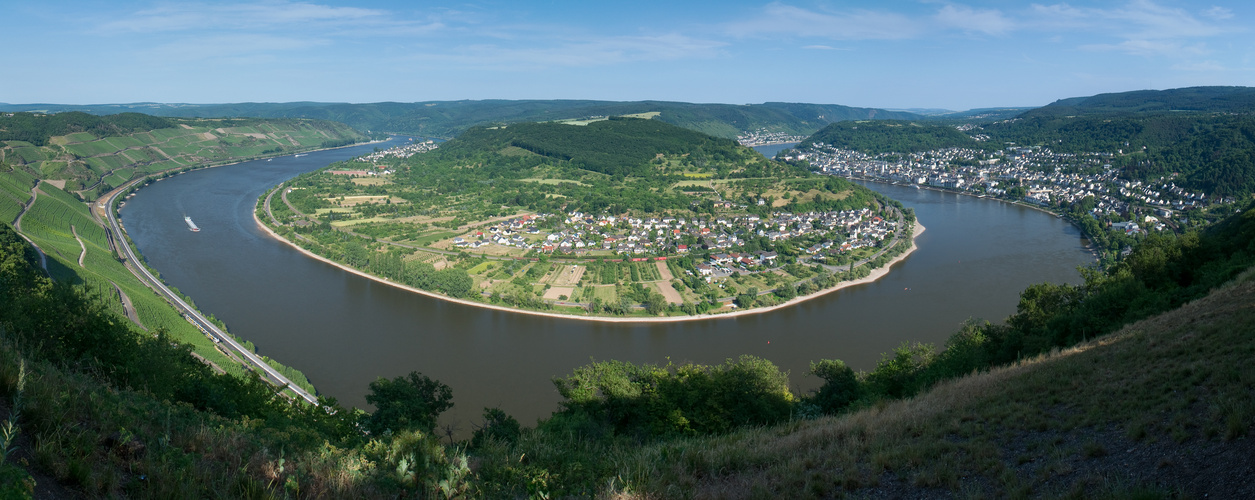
350,176 -> 392,186
615,268 -> 1255,499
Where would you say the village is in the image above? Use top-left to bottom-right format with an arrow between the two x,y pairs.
793,142 -> 1235,235
451,207 -> 899,280
736,128 -> 808,147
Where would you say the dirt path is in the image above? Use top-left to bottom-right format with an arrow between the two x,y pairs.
13,182 -> 48,271
71,225 -> 86,267
111,280 -> 146,330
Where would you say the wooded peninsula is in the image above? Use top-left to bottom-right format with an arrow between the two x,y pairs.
256,117 -> 919,319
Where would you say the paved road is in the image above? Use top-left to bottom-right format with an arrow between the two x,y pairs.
105,177 -> 320,405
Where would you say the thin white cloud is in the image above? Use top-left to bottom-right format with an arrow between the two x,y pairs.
1171,60 -> 1226,71
1081,39 -> 1208,58
725,3 -> 921,40
934,4 -> 1014,36
98,1 -> 386,33
802,45 -> 847,51
142,33 -> 332,64
1028,0 -> 1238,58
409,33 -> 726,69
1201,6 -> 1234,20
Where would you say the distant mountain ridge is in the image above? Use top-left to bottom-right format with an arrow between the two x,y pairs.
1026,86 -> 1255,117
0,100 -> 926,140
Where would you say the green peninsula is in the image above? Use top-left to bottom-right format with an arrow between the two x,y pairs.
258,117 -> 917,319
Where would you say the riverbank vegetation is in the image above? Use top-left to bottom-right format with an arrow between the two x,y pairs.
3,196 -> 1252,497
257,118 -> 920,318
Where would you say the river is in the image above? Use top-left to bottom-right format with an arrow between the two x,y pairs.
119,139 -> 1095,432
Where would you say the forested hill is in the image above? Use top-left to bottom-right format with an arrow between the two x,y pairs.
798,120 -> 979,154
438,118 -> 749,177
0,100 -> 925,140
790,86 -> 1255,197
981,112 -> 1255,197
0,113 -> 365,200
0,111 -> 173,147
1023,86 -> 1255,118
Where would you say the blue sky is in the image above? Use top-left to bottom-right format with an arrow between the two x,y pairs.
3,0 -> 1252,110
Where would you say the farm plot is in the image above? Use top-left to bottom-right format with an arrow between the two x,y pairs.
549,265 -> 585,286
85,155 -> 130,175
63,132 -> 98,143
11,146 -> 47,163
65,140 -> 124,157
0,171 -> 35,201
655,281 -> 683,304
655,260 -> 674,281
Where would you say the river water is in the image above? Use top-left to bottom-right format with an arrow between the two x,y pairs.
120,139 -> 1095,431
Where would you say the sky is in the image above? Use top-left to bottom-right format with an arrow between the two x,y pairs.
2,0 -> 1252,110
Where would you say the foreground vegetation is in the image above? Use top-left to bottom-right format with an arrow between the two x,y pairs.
4,193 -> 1252,497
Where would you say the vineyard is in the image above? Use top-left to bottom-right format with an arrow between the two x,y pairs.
6,178 -> 275,378
0,115 -> 364,200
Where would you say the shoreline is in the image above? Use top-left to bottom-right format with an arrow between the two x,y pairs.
254,209 -> 925,323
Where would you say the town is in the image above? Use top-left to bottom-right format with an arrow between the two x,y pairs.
792,142 -> 1235,236
451,207 -> 900,280
737,128 -> 807,147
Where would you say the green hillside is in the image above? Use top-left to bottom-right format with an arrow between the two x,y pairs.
442,117 -> 745,177
0,113 -> 364,428
791,87 -> 1255,197
0,113 -> 365,200
799,120 -> 981,154
1025,86 -> 1255,117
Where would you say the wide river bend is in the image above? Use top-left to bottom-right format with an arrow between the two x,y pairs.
120,139 -> 1095,431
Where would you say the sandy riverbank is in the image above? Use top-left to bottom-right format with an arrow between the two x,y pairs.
254,212 -> 924,323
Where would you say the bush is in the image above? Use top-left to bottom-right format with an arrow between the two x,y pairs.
809,359 -> 861,414
550,355 -> 795,438
365,372 -> 454,435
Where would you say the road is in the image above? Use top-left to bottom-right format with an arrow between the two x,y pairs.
105,177 -> 320,405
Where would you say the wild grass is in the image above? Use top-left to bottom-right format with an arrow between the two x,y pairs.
607,267 -> 1255,498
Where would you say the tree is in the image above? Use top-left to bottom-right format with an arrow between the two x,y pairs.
470,407 -> 521,448
809,359 -> 862,414
366,371 -> 454,435
645,292 -> 667,315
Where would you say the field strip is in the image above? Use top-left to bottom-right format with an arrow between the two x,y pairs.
655,260 -> 673,281
656,281 -> 683,304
